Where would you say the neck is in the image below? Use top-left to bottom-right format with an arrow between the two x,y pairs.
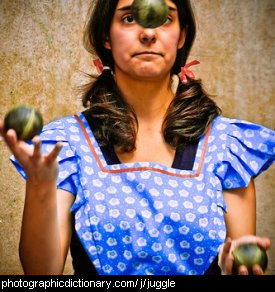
114,71 -> 174,125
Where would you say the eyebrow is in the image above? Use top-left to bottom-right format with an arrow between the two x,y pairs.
118,5 -> 177,12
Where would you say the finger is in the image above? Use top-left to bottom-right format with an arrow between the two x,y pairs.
252,264 -> 264,275
221,239 -> 232,264
242,236 -> 271,250
0,123 -> 19,152
256,237 -> 271,250
32,136 -> 41,159
4,130 -> 31,165
5,129 -> 20,154
238,265 -> 249,275
6,128 -> 17,143
45,142 -> 63,163
233,235 -> 271,252
224,259 -> 234,275
221,239 -> 234,275
223,238 -> 232,254
0,121 -> 15,145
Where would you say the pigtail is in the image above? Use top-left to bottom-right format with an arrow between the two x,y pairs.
163,79 -> 221,147
82,71 -> 137,152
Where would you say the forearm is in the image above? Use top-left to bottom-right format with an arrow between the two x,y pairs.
219,181 -> 270,275
0,126 -> 65,274
19,180 -> 63,275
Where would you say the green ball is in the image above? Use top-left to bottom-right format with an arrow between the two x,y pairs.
232,243 -> 268,275
131,0 -> 169,28
4,105 -> 43,141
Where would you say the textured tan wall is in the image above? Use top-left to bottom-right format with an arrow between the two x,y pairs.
0,0 -> 274,275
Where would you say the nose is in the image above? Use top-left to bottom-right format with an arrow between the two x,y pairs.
139,28 -> 157,44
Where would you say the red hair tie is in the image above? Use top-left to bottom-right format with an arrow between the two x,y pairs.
93,58 -> 113,74
179,60 -> 200,84
93,58 -> 104,74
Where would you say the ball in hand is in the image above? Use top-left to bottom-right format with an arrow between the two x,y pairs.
4,105 -> 43,141
233,243 -> 268,275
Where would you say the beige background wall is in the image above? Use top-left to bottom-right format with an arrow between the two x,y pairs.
0,0 -> 274,275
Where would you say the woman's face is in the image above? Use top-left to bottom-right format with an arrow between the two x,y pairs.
105,0 -> 186,81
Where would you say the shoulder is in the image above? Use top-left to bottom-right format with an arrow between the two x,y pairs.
212,115 -> 271,131
43,114 -> 79,131
210,116 -> 274,189
211,115 -> 274,145
41,114 -> 82,141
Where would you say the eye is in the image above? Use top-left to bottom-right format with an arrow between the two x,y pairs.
163,16 -> 173,25
122,14 -> 136,24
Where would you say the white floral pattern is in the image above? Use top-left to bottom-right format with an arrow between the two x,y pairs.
11,114 -> 275,275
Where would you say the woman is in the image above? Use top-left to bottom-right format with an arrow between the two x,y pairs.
0,0 -> 274,275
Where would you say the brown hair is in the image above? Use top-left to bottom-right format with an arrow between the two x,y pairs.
82,0 -> 221,152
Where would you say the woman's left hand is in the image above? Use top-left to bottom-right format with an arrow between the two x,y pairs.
218,235 -> 271,275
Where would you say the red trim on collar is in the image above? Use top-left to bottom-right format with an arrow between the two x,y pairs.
74,114 -> 211,178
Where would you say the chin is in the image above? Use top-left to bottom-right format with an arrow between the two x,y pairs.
133,66 -> 167,79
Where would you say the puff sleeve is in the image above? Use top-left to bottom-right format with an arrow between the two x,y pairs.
213,117 -> 275,189
10,117 -> 79,196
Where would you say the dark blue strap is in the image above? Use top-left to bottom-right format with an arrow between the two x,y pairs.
83,110 -> 199,170
101,142 -> 198,170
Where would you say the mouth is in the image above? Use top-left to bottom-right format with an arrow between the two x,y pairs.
133,51 -> 163,57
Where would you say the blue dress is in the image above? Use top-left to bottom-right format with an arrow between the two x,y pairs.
11,114 -> 275,275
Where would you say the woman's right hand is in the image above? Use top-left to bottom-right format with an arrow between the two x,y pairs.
0,119 -> 62,185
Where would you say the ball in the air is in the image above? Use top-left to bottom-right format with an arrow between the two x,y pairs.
4,105 -> 43,141
232,243 -> 268,275
131,0 -> 169,28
